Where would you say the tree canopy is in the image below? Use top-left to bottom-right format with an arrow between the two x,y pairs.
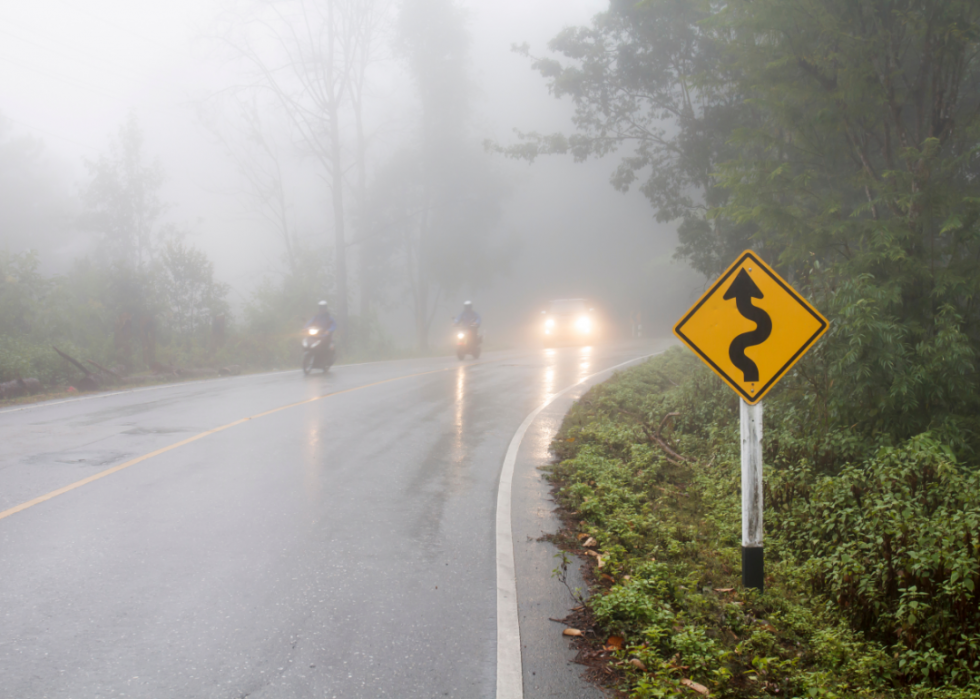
502,0 -> 980,450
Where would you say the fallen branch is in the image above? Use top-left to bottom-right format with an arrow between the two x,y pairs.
658,412 -> 680,441
614,406 -> 689,465
644,428 -> 688,464
54,346 -> 90,375
54,346 -> 100,391
641,412 -> 688,464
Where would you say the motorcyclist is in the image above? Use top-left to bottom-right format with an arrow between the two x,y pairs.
307,300 -> 337,333
454,300 -> 481,329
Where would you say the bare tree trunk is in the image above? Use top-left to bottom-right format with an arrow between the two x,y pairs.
348,0 -> 387,327
329,136 -> 348,332
355,103 -> 370,320
414,173 -> 433,351
415,277 -> 429,352
274,161 -> 298,275
140,314 -> 155,367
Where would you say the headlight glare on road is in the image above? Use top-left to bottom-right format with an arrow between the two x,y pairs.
576,316 -> 592,333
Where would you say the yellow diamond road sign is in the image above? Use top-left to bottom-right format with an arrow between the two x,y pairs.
674,251 -> 829,405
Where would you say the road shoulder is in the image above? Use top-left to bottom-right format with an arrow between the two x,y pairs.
511,389 -> 604,699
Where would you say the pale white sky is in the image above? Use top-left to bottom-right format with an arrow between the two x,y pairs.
1,0 -> 212,151
1,0 -> 605,160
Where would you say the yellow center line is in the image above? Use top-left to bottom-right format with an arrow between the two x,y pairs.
0,365 -> 457,522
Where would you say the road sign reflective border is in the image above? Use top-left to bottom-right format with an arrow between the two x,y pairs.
673,251 -> 828,405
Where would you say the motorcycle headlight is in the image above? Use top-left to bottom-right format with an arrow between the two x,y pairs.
308,328 -> 319,335
457,332 -> 466,339
576,316 -> 592,333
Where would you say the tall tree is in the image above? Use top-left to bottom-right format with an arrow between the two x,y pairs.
78,115 -> 167,367
221,0 -> 389,336
713,0 -> 980,437
79,114 -> 164,273
364,0 -> 511,351
347,0 -> 392,321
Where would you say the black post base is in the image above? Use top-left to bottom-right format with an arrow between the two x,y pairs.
742,546 -> 764,592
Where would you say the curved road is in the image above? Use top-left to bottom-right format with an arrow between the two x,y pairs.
0,341 -> 666,698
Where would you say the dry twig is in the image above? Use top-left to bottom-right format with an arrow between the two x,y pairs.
643,411 -> 688,464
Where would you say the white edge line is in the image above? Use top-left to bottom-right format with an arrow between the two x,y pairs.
495,350 -> 664,699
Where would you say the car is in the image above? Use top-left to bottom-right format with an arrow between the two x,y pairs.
541,298 -> 598,346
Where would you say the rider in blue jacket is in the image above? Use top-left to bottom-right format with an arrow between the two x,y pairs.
307,300 -> 337,333
454,300 -> 481,328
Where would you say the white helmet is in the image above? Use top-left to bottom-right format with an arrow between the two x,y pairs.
318,300 -> 329,308
463,300 -> 473,307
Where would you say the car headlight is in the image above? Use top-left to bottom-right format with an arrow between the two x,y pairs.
457,332 -> 466,339
308,328 -> 319,335
576,316 -> 592,333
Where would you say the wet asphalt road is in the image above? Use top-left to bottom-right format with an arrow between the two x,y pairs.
0,340 -> 667,698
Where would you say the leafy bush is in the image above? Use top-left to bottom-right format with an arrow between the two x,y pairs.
0,336 -> 90,387
770,435 -> 980,684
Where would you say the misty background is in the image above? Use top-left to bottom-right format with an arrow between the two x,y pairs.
1,0 -> 703,361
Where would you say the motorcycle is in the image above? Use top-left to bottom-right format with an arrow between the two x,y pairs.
454,323 -> 481,360
302,326 -> 336,375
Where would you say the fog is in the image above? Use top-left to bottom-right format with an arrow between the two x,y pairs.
1,0 -> 704,354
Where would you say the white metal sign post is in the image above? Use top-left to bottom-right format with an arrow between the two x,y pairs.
740,399 -> 764,591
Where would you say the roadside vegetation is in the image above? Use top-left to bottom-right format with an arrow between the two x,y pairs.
0,114 -> 392,399
0,239 -> 395,398
548,348 -> 980,698
506,3 -> 980,692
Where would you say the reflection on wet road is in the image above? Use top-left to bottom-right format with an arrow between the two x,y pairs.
0,340 -> 666,699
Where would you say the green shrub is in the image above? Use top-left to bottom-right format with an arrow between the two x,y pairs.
770,435 -> 980,684
0,336 -> 91,387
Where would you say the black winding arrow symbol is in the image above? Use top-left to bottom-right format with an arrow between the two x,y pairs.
723,268 -> 772,382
